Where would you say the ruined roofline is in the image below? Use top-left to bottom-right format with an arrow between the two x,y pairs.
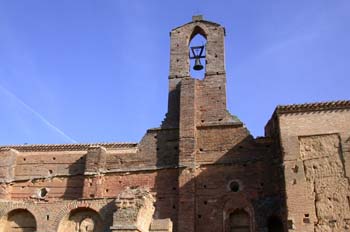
275,100 -> 350,115
0,142 -> 138,152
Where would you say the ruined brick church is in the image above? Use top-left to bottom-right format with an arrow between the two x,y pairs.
0,15 -> 350,232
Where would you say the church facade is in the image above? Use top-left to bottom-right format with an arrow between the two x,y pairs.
0,16 -> 349,232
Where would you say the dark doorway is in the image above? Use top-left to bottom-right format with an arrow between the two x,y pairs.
267,216 -> 283,232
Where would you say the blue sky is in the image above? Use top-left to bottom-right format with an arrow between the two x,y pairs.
0,1 -> 349,145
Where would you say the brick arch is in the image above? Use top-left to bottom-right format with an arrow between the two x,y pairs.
56,204 -> 104,232
222,195 -> 255,232
0,208 -> 37,232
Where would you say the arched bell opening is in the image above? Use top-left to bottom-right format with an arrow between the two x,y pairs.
189,26 -> 207,79
57,207 -> 103,232
0,209 -> 37,232
267,215 -> 284,232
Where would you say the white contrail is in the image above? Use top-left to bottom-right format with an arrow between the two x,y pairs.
0,84 -> 77,143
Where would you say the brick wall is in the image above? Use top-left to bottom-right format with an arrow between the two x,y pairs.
277,109 -> 350,231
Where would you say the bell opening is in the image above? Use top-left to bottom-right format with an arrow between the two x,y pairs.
189,34 -> 206,79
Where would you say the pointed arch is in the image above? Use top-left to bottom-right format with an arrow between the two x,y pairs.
188,25 -> 208,79
189,25 -> 207,42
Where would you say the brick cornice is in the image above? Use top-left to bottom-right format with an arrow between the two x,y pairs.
275,100 -> 350,115
0,142 -> 138,152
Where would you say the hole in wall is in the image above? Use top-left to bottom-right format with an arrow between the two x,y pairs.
46,215 -> 50,220
48,170 -> 53,175
38,188 -> 48,198
23,158 -> 26,161
52,157 -> 56,161
287,219 -> 294,229
228,181 -> 240,192
292,165 -> 299,173
204,201 -> 207,205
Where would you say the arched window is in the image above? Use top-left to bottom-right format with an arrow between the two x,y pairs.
229,209 -> 251,232
189,27 -> 207,79
3,209 -> 37,232
267,216 -> 284,232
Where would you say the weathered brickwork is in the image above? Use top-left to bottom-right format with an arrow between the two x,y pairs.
266,104 -> 350,232
0,15 -> 349,232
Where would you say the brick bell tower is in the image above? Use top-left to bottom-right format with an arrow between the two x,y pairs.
163,16 -> 244,232
163,15 -> 240,129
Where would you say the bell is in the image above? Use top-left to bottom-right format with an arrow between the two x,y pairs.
193,58 -> 203,71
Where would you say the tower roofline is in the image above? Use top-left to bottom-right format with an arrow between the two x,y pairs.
170,15 -> 224,33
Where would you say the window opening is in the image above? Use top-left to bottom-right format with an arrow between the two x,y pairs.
229,181 -> 240,192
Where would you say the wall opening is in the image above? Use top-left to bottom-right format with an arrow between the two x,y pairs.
0,209 -> 37,232
38,188 -> 48,198
57,207 -> 104,232
267,216 -> 283,232
228,181 -> 240,192
189,30 -> 206,79
229,209 -> 251,232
